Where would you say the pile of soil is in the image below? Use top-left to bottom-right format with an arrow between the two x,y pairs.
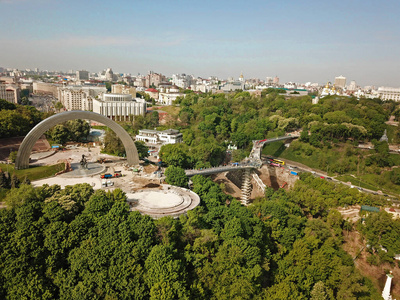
143,183 -> 160,188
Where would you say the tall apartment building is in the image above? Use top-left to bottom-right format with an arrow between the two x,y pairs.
76,70 -> 89,81
57,86 -> 107,111
334,75 -> 346,88
145,71 -> 165,88
0,81 -> 20,104
6,86 -> 20,104
134,76 -> 146,87
58,89 -> 90,111
347,80 -> 357,91
0,81 -> 6,101
105,68 -> 114,81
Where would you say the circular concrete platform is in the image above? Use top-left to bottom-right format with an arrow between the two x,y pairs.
60,162 -> 106,178
134,191 -> 184,208
127,185 -> 201,219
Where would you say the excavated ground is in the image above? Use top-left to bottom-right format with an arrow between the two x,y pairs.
212,164 -> 299,202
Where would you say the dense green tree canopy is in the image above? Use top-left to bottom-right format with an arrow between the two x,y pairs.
0,173 -> 383,299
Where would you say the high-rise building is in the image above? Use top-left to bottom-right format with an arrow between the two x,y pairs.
347,80 -> 357,91
57,86 -> 107,111
105,68 -> 114,81
0,80 -> 6,100
273,76 -> 279,85
145,71 -> 165,88
334,75 -> 346,88
76,70 -> 89,81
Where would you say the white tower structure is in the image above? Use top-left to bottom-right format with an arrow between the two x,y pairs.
382,273 -> 393,300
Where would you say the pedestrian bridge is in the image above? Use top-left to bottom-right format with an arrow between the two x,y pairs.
185,164 -> 255,177
185,134 -> 299,177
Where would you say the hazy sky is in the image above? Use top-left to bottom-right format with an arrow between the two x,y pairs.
1,0 -> 399,86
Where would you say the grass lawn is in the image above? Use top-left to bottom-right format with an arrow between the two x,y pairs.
158,106 -> 180,117
0,163 -> 65,182
335,175 -> 378,191
91,125 -> 107,130
261,140 -> 341,171
386,124 -> 399,144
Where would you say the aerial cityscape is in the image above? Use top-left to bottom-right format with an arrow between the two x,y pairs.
1,0 -> 400,299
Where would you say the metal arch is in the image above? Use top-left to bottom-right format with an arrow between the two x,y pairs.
15,110 -> 139,169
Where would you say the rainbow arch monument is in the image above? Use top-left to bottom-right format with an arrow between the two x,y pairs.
15,110 -> 139,169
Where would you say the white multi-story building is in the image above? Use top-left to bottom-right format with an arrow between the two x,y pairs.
135,129 -> 183,144
347,80 -> 357,91
377,87 -> 400,101
92,93 -> 146,121
172,74 -> 194,89
57,86 -> 107,111
158,85 -> 184,105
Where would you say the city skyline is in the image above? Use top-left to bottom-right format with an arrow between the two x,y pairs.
1,0 -> 400,86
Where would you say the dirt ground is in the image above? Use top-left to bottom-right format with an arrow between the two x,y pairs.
343,230 -> 400,298
213,172 -> 243,199
212,164 -> 299,202
0,136 -> 50,161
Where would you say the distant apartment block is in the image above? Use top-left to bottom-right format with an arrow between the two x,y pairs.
0,80 -> 20,104
145,71 -> 165,88
0,81 -> 7,101
135,129 -> 183,144
172,73 -> 194,89
334,75 -> 346,88
111,84 -> 136,96
76,70 -> 89,81
58,86 -> 107,111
